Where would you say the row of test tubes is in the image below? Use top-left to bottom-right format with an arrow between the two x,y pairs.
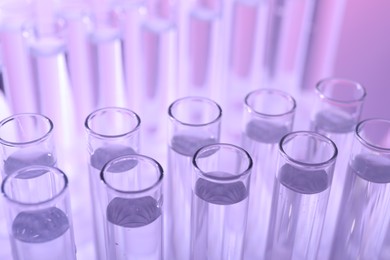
0,0 -> 389,260
0,0 -> 340,142
0,79 -> 389,260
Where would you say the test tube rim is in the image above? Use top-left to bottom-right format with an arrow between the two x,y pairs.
1,165 -> 69,207
355,118 -> 390,152
84,107 -> 141,139
279,131 -> 338,168
100,154 -> 164,195
168,96 -> 222,127
244,88 -> 297,118
0,113 -> 54,147
316,77 -> 367,104
192,143 -> 253,183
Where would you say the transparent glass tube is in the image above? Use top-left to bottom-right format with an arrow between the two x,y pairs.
223,0 -> 271,142
100,154 -> 164,259
178,0 -> 225,103
165,96 -> 222,259
191,143 -> 252,259
265,131 -> 337,259
57,2 -> 96,132
23,12 -> 77,150
262,0 -> 319,94
88,7 -> 127,109
84,107 -> 141,260
0,113 -> 57,178
0,0 -> 37,114
331,119 -> 390,259
241,89 -> 296,259
310,78 -> 366,258
1,165 -> 77,260
122,0 -> 177,146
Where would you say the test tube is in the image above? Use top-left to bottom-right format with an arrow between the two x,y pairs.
100,154 -> 164,259
1,165 -> 77,260
191,143 -> 252,259
223,0 -> 270,142
265,131 -> 337,259
262,0 -> 319,94
310,78 -> 366,257
178,0 -> 225,103
57,1 -> 96,132
23,0 -> 77,149
84,107 -> 141,260
112,0 -> 177,144
0,0 -> 37,114
331,119 -> 390,259
0,113 -> 57,178
241,89 -> 296,259
165,96 -> 222,259
87,0 -> 127,109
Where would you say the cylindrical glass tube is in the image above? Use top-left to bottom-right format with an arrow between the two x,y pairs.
84,107 -> 141,260
191,143 -> 252,260
178,0 -> 225,103
121,0 -> 177,146
23,1 -> 77,149
0,113 -> 56,178
165,96 -> 222,259
265,131 -> 338,259
222,0 -> 270,143
331,119 -> 390,259
242,89 -> 296,259
262,0 -> 319,95
100,154 -> 164,259
87,3 -> 127,109
0,0 -> 37,114
1,165 -> 76,260
57,2 -> 96,133
310,78 -> 366,257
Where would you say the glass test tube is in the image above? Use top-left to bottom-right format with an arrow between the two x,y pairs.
0,113 -> 57,178
166,96 -> 222,260
331,119 -> 390,259
100,154 -> 164,259
23,1 -> 77,149
84,107 -> 141,260
178,0 -> 225,103
310,78 -> 366,258
0,0 -> 37,114
122,0 -> 177,146
1,165 -> 77,260
0,113 -> 56,259
57,1 -> 96,132
241,89 -> 296,259
265,131 -> 337,259
222,0 -> 271,143
191,143 -> 253,259
88,1 -> 127,109
262,0 -> 319,94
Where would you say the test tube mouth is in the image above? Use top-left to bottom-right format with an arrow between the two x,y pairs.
1,165 -> 69,207
279,131 -> 338,168
0,113 -> 54,147
100,154 -> 164,195
85,107 -> 141,139
355,118 -> 390,152
244,88 -> 296,117
168,96 -> 222,127
315,77 -> 367,104
192,143 -> 253,183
